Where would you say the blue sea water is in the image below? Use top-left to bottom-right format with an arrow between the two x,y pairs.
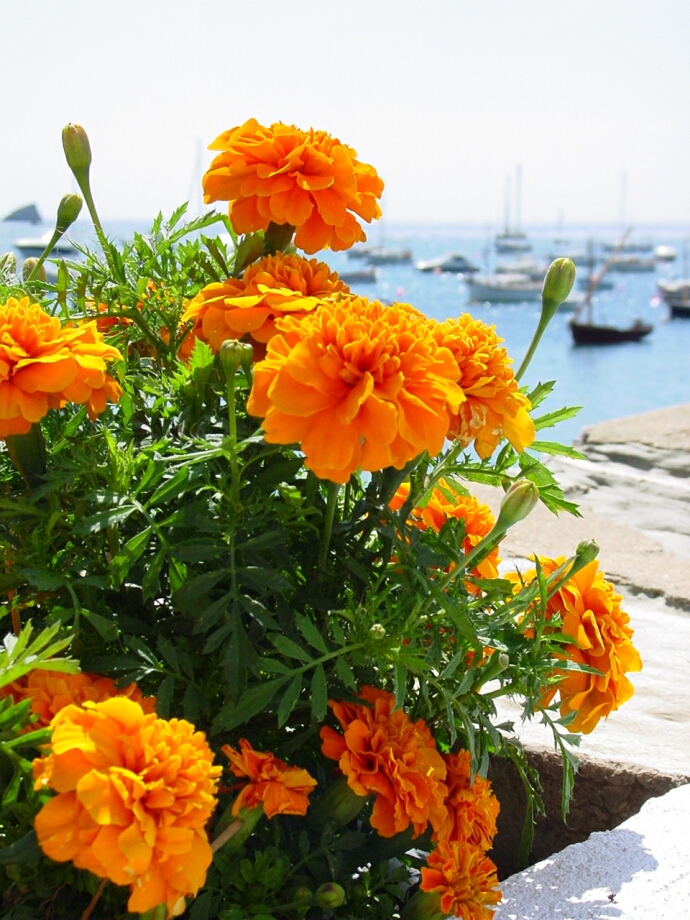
2,217 -> 689,445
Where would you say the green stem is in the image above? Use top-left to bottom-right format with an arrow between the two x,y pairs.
226,371 -> 241,508
515,311 -> 552,383
26,230 -> 63,282
318,482 -> 340,568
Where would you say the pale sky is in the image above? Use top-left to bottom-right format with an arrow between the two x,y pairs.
4,0 -> 690,227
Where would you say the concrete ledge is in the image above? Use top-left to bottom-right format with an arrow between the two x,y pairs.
493,783 -> 690,919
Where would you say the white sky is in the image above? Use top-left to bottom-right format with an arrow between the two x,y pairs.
4,0 -> 690,227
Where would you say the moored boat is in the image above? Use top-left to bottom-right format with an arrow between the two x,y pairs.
658,279 -> 690,303
415,252 -> 479,274
14,232 -> 78,258
465,273 -> 542,303
570,318 -> 653,345
608,254 -> 656,273
365,247 -> 412,265
338,266 -> 377,284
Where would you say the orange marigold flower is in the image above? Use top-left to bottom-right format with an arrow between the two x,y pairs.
0,297 -> 122,438
514,557 -> 642,734
433,751 -> 500,851
221,738 -> 317,819
389,481 -> 500,582
420,840 -> 502,919
431,315 -> 535,459
202,118 -> 384,254
1,669 -> 156,729
247,297 -> 464,483
320,686 -> 448,838
32,698 -> 221,918
182,252 -> 349,355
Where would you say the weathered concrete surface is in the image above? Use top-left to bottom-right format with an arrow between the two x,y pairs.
493,783 -> 690,920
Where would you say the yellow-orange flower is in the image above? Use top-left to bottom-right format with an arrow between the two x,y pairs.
389,481 -> 500,582
515,557 -> 642,734
431,315 -> 535,459
221,738 -> 317,819
320,686 -> 448,838
433,751 -> 500,851
33,698 -> 221,918
1,669 -> 156,729
0,297 -> 122,438
247,297 -> 464,483
182,252 -> 349,356
202,119 -> 384,253
420,840 -> 501,919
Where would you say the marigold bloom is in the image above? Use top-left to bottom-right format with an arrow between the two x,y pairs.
182,252 -> 348,355
33,698 -> 221,918
247,297 -> 464,483
203,119 -> 384,254
389,481 -> 500,582
433,751 -> 500,851
320,686 -> 448,838
420,840 -> 502,919
431,315 -> 535,459
1,669 -> 155,729
221,738 -> 317,819
0,297 -> 122,438
515,557 -> 642,734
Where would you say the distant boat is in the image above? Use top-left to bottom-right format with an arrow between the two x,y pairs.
570,318 -> 653,345
14,232 -> 78,258
365,247 -> 412,265
495,257 -> 545,280
668,297 -> 690,319
547,249 -> 589,266
608,253 -> 656,273
495,166 -> 531,253
3,204 -> 42,224
570,227 -> 653,345
339,266 -> 377,284
577,274 -> 614,291
658,279 -> 690,303
415,253 -> 479,274
466,273 -> 542,303
346,246 -> 371,260
655,245 -> 677,262
602,239 -> 654,254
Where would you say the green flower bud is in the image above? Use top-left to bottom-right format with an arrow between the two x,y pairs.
498,652 -> 510,669
56,193 -> 83,233
0,252 -> 17,276
22,258 -> 46,283
293,886 -> 313,905
401,889 -> 445,920
220,339 -> 253,383
574,539 -> 600,568
306,775 -> 367,830
315,882 -> 346,909
369,623 -> 386,640
62,123 -> 92,175
6,423 -> 47,488
495,479 -> 539,532
542,258 -> 576,311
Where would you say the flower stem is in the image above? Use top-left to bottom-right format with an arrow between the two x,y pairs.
319,482 -> 340,568
80,878 -> 107,920
25,230 -> 63,282
210,818 -> 243,853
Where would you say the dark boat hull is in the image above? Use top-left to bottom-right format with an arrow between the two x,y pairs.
570,320 -> 653,345
669,300 -> 690,319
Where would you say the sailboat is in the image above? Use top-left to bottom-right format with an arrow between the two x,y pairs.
495,168 -> 531,253
569,227 -> 653,345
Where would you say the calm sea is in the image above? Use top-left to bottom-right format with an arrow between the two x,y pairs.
2,217 -> 689,445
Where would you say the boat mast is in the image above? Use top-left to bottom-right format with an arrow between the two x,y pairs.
515,164 -> 522,235
572,226 -> 631,325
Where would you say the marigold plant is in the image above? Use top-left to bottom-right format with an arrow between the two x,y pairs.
417,840 -> 502,920
247,296 -> 464,482
183,251 -> 349,356
202,118 -> 384,253
433,751 -> 500,851
32,698 -> 221,918
222,738 -> 317,818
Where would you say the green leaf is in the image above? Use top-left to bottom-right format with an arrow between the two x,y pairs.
311,665 -> 328,722
530,440 -> 587,460
183,683 -> 200,723
335,655 -> 357,690
233,232 -> 265,276
109,527 -> 152,586
74,505 -> 137,535
156,674 -> 175,719
278,674 -> 302,727
533,406 -> 582,431
142,548 -> 166,603
146,467 -> 191,507
270,634 -> 313,663
236,567 -> 291,593
211,678 -> 286,734
0,829 -> 41,866
393,663 -> 406,710
81,610 -> 119,642
19,568 -> 65,591
524,380 -> 555,410
173,569 -> 229,608
157,636 -> 179,673
295,614 -> 328,654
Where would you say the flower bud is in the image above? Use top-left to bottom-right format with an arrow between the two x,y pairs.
315,882 -> 346,909
306,775 -> 367,830
495,479 -> 539,532
574,539 -> 600,568
22,258 -> 46,283
369,623 -> 386,640
498,652 -> 510,669
56,193 -> 83,233
542,258 -> 576,312
293,886 -> 313,905
62,123 -> 92,175
220,338 -> 253,383
0,252 -> 17,276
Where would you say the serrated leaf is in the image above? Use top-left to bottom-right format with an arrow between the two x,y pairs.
533,406 -> 582,431
278,674 -> 302,727
109,527 -> 152,586
173,569 -> 229,608
311,665 -> 328,722
270,634 -> 313,663
19,568 -> 65,591
211,678 -> 286,735
295,614 -> 328,654
81,610 -> 119,642
157,636 -> 179,673
335,655 -> 357,690
530,440 -> 587,460
147,467 -> 191,507
183,683 -> 200,723
393,663 -> 406,710
74,505 -> 137,535
156,674 -> 175,719
142,548 -> 166,603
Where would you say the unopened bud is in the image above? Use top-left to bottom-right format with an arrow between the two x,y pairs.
574,539 -> 599,568
56,193 -> 82,233
495,480 -> 539,532
542,258 -> 576,315
498,652 -> 510,669
23,258 -> 46,283
220,338 -> 253,383
240,340 -> 254,378
369,623 -> 386,640
0,252 -> 17,276
293,887 -> 313,905
315,883 -> 346,909
62,123 -> 92,175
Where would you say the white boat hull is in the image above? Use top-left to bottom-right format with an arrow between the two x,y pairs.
466,275 -> 542,303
